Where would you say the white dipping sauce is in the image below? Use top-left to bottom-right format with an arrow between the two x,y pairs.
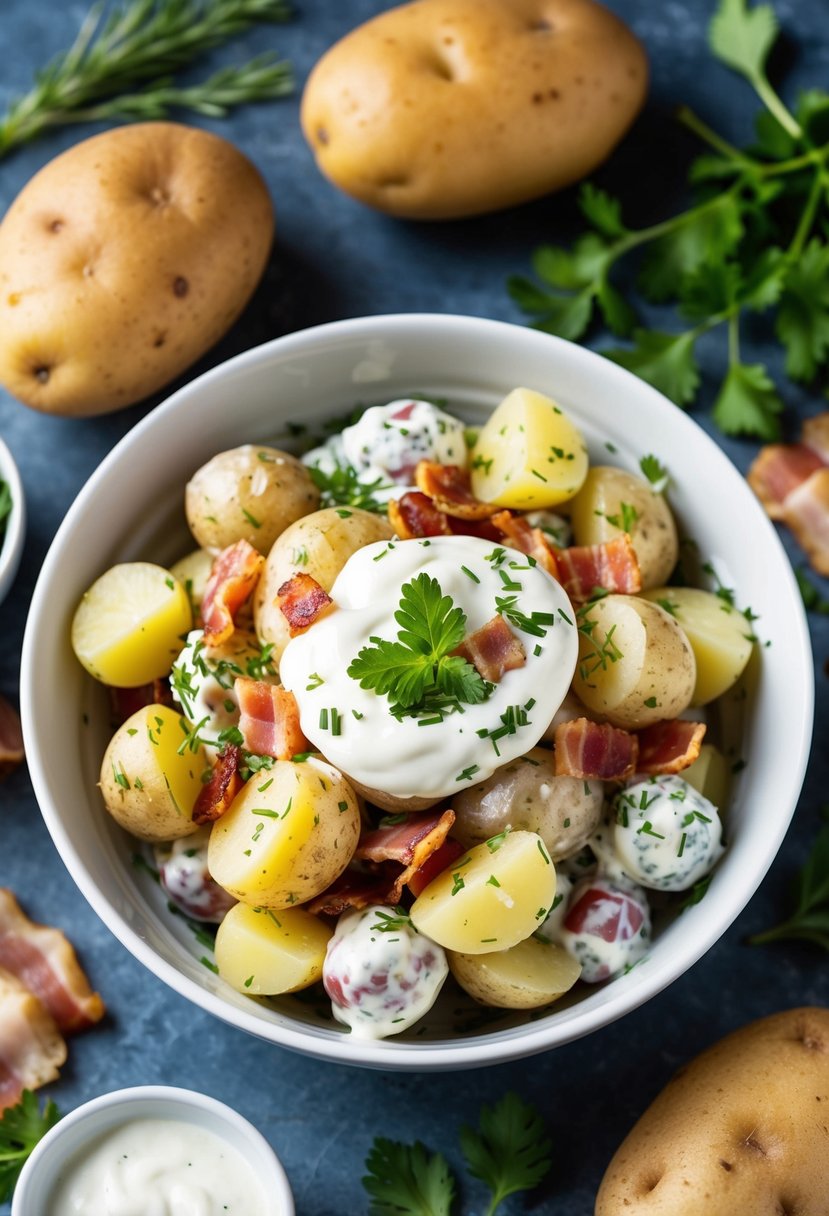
280,535 -> 578,800
50,1117 -> 267,1216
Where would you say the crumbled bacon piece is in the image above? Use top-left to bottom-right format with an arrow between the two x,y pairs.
555,535 -> 641,603
192,745 -> 244,825
306,871 -> 395,917
453,615 -> 525,683
747,443 -> 823,520
201,540 -> 264,648
389,491 -> 451,539
749,412 -> 829,574
782,469 -> 829,576
554,718 -> 639,781
0,890 -> 104,1034
407,838 -> 467,897
0,696 -> 24,779
235,678 -> 308,760
276,572 -> 333,636
414,462 -> 497,520
492,510 -> 559,577
636,720 -> 706,775
0,968 -> 66,1110
109,679 -> 173,727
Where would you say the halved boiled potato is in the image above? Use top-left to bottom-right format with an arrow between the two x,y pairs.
682,743 -> 731,811
409,830 -> 557,955
448,936 -> 581,1009
72,561 -> 192,687
208,757 -> 361,909
469,387 -> 588,509
99,704 -> 205,841
641,586 -> 754,705
214,902 -> 332,995
568,466 -> 678,588
170,548 -> 214,618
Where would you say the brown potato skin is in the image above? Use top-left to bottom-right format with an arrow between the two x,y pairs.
301,0 -> 647,219
0,123 -> 274,416
595,1007 -> 829,1216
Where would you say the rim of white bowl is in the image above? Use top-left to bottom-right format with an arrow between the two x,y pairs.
20,313 -> 815,1069
0,435 -> 26,605
12,1085 -> 294,1216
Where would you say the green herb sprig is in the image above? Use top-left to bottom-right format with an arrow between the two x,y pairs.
363,1093 -> 551,1216
307,462 -> 392,515
749,816 -> 829,948
0,1091 -> 61,1201
0,0 -> 293,159
508,0 -> 829,441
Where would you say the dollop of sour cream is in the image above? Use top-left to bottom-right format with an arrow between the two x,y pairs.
49,1117 -> 268,1216
279,535 -> 578,800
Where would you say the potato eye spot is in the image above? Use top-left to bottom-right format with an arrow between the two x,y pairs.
316,125 -> 329,146
377,175 -> 410,190
638,1171 -> 663,1194
33,365 -> 52,384
719,1159 -> 733,1172
83,263 -> 95,278
149,185 -> 171,207
153,333 -> 167,349
530,18 -> 554,31
47,218 -> 64,234
173,276 -> 189,298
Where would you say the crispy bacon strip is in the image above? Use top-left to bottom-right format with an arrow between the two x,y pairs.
636,720 -> 707,775
277,572 -> 333,636
782,468 -> 829,576
193,744 -> 244,825
0,695 -> 24,778
555,535 -> 641,603
554,718 -> 639,781
747,443 -> 824,520
407,838 -> 467,897
0,891 -> 104,1034
357,810 -> 456,868
414,462 -> 497,520
389,491 -> 452,539
453,615 -> 525,682
306,870 -> 395,917
201,540 -> 264,648
0,969 -> 66,1111
236,678 -> 309,760
492,510 -> 559,577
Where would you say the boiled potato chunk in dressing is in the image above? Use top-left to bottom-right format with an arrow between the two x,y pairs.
568,466 -> 678,589
410,830 -> 557,954
641,586 -> 754,705
215,902 -> 332,995
449,936 -> 581,1009
469,387 -> 588,509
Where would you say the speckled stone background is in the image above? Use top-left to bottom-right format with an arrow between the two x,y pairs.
1,1 -> 829,1213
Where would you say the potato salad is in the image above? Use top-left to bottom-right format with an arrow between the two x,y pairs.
71,387 -> 755,1040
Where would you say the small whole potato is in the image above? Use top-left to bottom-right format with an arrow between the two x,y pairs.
0,123 -> 273,416
568,466 -> 678,588
301,0 -> 648,219
185,445 -> 320,555
595,1007 -> 829,1216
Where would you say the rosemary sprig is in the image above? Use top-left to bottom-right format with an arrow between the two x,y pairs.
0,0 -> 293,158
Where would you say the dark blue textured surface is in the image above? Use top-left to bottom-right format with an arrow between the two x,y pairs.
1,2 -> 829,1213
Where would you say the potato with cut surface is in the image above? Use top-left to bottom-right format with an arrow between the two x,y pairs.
214,902 -> 332,995
208,757 -> 361,908
409,830 -> 557,954
99,704 -> 205,842
254,507 -> 394,661
301,0 -> 647,220
681,742 -> 731,810
641,585 -> 754,705
469,387 -> 589,509
0,123 -> 273,416
572,594 -> 696,729
452,747 -> 603,860
449,936 -> 581,1009
595,1007 -> 829,1216
568,466 -> 678,588
185,445 -> 320,556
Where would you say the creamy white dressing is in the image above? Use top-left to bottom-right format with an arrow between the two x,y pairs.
611,775 -> 724,892
322,905 -> 448,1038
155,828 -> 236,923
49,1117 -> 268,1216
279,535 -> 579,800
557,875 -> 651,983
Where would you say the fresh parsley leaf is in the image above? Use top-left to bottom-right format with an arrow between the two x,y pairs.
0,1090 -> 61,1201
605,330 -> 700,407
711,361 -> 784,439
363,1138 -> 455,1216
749,822 -> 829,949
347,574 -> 489,712
710,0 -> 778,82
307,462 -> 390,514
638,197 -> 744,304
578,183 -> 628,239
596,277 -> 636,338
639,454 -> 670,493
775,239 -> 829,381
459,1092 -> 551,1216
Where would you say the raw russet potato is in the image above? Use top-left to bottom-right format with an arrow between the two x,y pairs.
0,123 -> 273,416
595,1007 -> 829,1216
301,0 -> 647,219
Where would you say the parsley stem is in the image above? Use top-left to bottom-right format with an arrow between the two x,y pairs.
727,313 -> 740,366
675,104 -> 751,164
788,168 -> 825,258
747,69 -> 802,141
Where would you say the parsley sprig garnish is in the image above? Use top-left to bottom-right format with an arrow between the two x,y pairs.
508,0 -> 829,440
0,1091 -> 61,1201
749,817 -> 829,948
307,462 -> 391,514
347,574 -> 490,716
363,1093 -> 551,1216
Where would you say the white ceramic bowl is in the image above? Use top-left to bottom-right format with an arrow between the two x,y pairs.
11,1085 -> 294,1215
20,314 -> 813,1070
0,435 -> 25,605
